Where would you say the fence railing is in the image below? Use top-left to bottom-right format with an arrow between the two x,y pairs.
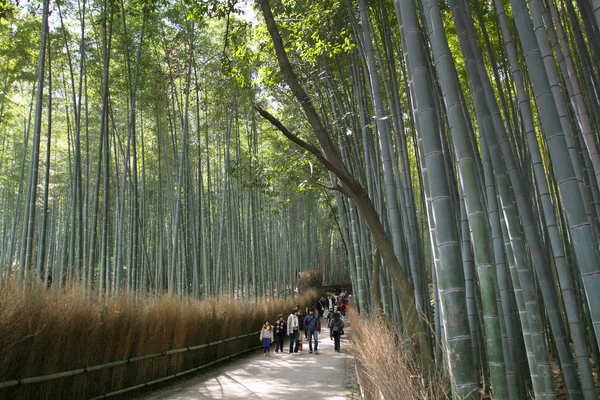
91,341 -> 266,399
0,330 -> 262,394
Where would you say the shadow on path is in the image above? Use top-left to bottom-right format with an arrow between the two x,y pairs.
135,319 -> 354,400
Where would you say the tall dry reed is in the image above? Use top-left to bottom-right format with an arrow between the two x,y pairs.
0,280 -> 317,399
348,311 -> 449,399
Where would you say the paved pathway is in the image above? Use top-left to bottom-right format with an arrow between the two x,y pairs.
139,319 -> 355,400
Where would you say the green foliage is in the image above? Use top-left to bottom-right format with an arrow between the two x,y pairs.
0,0 -> 16,24
183,0 -> 241,21
271,0 -> 354,62
224,0 -> 355,90
0,0 -> 15,22
0,13 -> 39,82
229,123 -> 327,201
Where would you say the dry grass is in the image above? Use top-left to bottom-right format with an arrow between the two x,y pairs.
297,269 -> 323,294
348,311 -> 449,400
0,280 -> 316,399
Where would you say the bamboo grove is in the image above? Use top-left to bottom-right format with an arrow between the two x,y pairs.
3,0 -> 600,398
0,0 -> 349,300
253,0 -> 600,398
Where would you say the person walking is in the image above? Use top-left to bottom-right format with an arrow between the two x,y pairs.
316,296 -> 326,318
327,308 -> 334,340
303,308 -> 320,354
329,312 -> 345,352
274,314 -> 286,353
297,309 -> 305,351
259,321 -> 274,356
328,295 -> 334,315
316,299 -> 322,318
287,309 -> 300,354
339,302 -> 347,317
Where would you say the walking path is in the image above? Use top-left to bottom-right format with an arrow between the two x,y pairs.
137,319 -> 358,400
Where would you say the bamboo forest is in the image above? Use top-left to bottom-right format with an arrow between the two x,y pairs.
1,0 -> 600,398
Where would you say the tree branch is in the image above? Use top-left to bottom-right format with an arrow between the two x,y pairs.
256,0 -> 345,168
309,178 -> 345,193
255,0 -> 433,370
254,106 -> 347,178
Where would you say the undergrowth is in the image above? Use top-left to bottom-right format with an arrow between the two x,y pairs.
297,269 -> 323,293
0,280 -> 316,399
349,311 -> 449,399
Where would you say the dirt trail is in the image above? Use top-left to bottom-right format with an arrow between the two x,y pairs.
137,318 -> 359,400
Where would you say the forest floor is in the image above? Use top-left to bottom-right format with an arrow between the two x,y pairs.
133,317 -> 360,400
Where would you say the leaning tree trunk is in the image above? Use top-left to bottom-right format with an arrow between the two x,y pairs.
256,0 -> 433,372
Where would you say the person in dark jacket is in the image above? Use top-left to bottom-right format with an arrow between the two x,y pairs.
316,297 -> 325,318
297,309 -> 305,351
327,309 -> 334,340
321,296 -> 329,317
329,312 -> 345,352
303,309 -> 320,354
298,309 -> 305,335
274,314 -> 286,353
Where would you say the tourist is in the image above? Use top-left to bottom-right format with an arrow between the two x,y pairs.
297,309 -> 305,351
329,312 -> 345,352
259,320 -> 274,356
287,309 -> 300,354
339,295 -> 349,316
317,296 -> 327,318
327,308 -> 334,340
316,297 -> 324,318
274,313 -> 286,353
304,308 -> 320,354
339,302 -> 346,317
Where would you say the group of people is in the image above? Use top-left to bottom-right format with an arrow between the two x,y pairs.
316,291 -> 349,318
259,295 -> 347,356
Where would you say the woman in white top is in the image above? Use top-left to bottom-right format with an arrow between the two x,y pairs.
287,309 -> 300,354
